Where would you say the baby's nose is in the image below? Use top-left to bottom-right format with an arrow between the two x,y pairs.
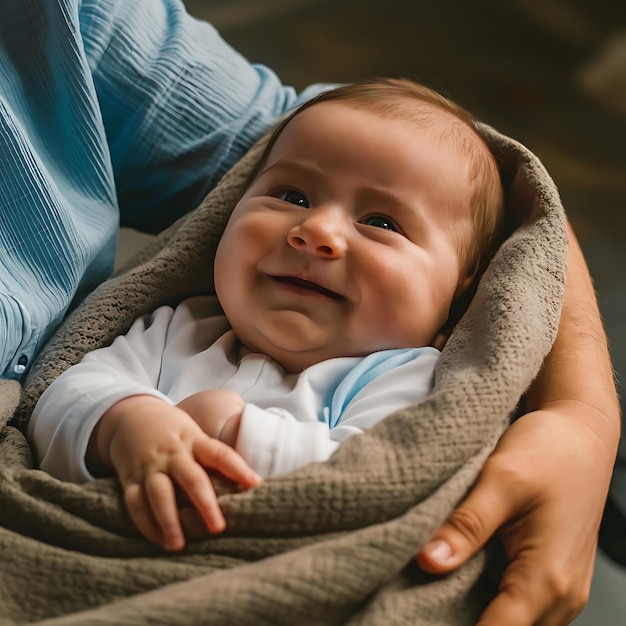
287,209 -> 348,258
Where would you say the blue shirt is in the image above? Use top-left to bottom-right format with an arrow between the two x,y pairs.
0,0 -> 324,380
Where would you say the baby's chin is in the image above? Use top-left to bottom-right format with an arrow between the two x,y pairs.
232,327 -> 329,373
232,315 -> 439,371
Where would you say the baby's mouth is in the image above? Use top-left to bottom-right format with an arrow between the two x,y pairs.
270,275 -> 346,301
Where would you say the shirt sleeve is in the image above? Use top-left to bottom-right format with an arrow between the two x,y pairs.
235,405 -> 341,478
0,0 -> 330,380
234,349 -> 440,478
0,0 -> 120,379
28,305 -> 179,483
80,0 -> 330,234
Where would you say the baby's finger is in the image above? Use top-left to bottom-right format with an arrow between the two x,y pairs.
144,471 -> 185,551
194,436 -> 262,488
123,481 -> 164,546
169,454 -> 226,534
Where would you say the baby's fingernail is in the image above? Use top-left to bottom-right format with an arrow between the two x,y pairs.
243,471 -> 262,487
210,516 -> 227,534
424,539 -> 453,564
165,536 -> 184,552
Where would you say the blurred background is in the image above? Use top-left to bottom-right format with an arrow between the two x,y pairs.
121,1 -> 626,622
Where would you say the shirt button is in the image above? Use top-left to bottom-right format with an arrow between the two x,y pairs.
14,354 -> 28,375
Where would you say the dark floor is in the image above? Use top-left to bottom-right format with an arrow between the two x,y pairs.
176,2 -> 626,622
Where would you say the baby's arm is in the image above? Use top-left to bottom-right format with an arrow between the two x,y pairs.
178,389 -> 341,477
29,299 -> 262,550
177,389 -> 245,447
88,394 -> 260,551
192,349 -> 438,479
29,306 -> 177,483
29,299 -> 227,481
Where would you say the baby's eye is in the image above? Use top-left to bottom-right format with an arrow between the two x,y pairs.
278,189 -> 309,208
362,215 -> 399,232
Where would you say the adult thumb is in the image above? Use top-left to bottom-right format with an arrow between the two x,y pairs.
417,474 -> 513,573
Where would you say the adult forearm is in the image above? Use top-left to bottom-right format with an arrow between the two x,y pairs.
83,0 -> 326,233
418,222 -> 620,625
526,221 -> 620,442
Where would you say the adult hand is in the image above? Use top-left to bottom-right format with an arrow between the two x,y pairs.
417,401 -> 616,625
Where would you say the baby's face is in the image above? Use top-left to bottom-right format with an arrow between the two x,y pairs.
214,102 -> 474,372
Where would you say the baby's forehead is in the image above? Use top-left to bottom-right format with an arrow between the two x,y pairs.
386,102 -> 494,178
390,102 -> 483,149
304,98 -> 485,155
254,97 -> 491,195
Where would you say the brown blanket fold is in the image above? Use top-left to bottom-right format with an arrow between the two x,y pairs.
0,122 -> 567,625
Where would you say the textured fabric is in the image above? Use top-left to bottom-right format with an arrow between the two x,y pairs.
0,0 -> 323,380
0,121 -> 568,625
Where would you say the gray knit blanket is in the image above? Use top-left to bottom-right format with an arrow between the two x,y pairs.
0,122 -> 567,625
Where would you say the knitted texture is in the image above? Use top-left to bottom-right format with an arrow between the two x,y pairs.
0,123 -> 567,625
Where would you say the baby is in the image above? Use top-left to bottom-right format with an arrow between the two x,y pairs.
29,79 -> 504,551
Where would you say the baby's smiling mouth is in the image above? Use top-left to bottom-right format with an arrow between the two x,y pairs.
270,275 -> 346,301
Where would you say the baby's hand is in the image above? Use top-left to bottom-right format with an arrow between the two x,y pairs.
92,395 -> 261,551
178,389 -> 245,447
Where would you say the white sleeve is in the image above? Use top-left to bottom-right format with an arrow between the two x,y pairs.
235,404 -> 341,478
28,305 -> 178,483
235,350 -> 439,478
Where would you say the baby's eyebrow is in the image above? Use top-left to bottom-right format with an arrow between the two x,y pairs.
259,159 -> 324,180
357,186 -> 425,225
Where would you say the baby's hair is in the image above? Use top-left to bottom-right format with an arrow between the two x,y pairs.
249,77 -> 504,288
